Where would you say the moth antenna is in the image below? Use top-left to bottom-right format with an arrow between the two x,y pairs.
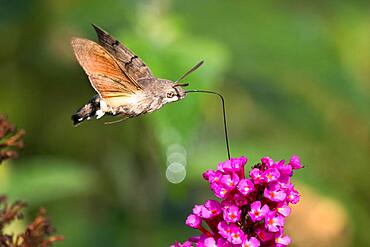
104,116 -> 128,125
175,60 -> 204,83
185,90 -> 231,160
173,83 -> 189,88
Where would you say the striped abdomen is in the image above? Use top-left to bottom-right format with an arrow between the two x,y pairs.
71,95 -> 104,125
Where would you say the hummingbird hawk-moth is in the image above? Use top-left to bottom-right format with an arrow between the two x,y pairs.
71,24 -> 203,125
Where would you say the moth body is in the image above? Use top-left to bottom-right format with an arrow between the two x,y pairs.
72,82 -> 186,125
71,25 -> 195,126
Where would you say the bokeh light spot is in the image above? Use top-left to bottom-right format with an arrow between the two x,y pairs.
166,162 -> 186,184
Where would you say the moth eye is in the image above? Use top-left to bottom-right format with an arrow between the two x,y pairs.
167,92 -> 175,98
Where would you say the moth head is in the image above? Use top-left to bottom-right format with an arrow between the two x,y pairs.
161,60 -> 203,104
161,80 -> 188,103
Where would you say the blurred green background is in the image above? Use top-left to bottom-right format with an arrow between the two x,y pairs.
0,0 -> 369,246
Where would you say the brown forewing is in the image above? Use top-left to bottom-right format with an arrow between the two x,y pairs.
92,24 -> 154,82
71,37 -> 143,104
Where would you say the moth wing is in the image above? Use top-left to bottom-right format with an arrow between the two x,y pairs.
92,24 -> 154,81
71,37 -> 143,103
89,74 -> 143,107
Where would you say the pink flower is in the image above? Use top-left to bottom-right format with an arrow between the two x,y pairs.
278,173 -> 291,185
264,184 -> 287,202
185,214 -> 201,228
203,169 -> 215,181
276,234 -> 291,246
241,236 -> 260,247
174,155 -> 303,247
192,201 -> 222,219
217,160 -> 233,173
230,156 -> 247,171
218,222 -> 245,244
205,170 -> 223,185
261,156 -> 274,167
217,157 -> 247,174
263,168 -> 280,183
286,186 -> 300,204
265,211 -> 285,232
221,173 -> 239,190
227,224 -> 245,244
201,200 -> 221,218
289,155 -> 303,170
223,204 -> 241,223
277,204 -> 291,217
276,160 -> 292,177
217,221 -> 231,239
248,201 -> 270,222
213,184 -> 229,199
192,204 -> 203,217
203,237 -> 217,247
237,178 -> 254,196
250,168 -> 264,184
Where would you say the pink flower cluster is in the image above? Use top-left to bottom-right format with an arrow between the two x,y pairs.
172,155 -> 303,247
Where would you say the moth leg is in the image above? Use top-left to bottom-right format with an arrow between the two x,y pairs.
103,116 -> 129,125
